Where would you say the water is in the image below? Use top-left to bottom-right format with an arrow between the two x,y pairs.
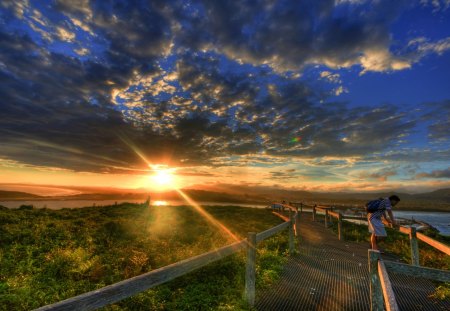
394,211 -> 450,236
337,210 -> 450,236
0,199 -> 266,210
1,200 -> 449,235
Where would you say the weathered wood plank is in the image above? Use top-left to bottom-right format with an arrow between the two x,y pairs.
245,232 -> 257,307
289,216 -> 295,254
409,227 -> 420,266
256,221 -> 290,243
384,261 -> 450,282
416,232 -> 450,255
272,211 -> 289,221
343,215 -> 365,220
35,240 -> 247,311
398,226 -> 411,235
328,210 -> 340,218
378,260 -> 399,311
338,213 -> 343,241
368,250 -> 384,311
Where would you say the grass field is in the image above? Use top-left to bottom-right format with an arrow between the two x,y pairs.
0,203 -> 289,310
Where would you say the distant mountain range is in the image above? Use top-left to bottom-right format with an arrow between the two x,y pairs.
1,187 -> 449,211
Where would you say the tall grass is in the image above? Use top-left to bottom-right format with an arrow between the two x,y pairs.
0,203 -> 289,310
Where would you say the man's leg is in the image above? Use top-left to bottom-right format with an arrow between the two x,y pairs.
377,237 -> 385,252
371,233 -> 378,250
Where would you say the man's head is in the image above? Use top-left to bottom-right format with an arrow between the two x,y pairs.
389,195 -> 400,206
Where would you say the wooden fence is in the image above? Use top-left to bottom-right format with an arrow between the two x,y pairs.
368,249 -> 450,311
298,202 -> 450,310
35,211 -> 298,311
311,203 -> 450,311
313,205 -> 450,264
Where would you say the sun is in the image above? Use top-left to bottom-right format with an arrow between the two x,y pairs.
147,166 -> 178,191
152,169 -> 173,186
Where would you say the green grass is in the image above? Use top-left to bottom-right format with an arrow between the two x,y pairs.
0,203 -> 289,310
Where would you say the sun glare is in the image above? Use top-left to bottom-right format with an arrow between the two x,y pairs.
153,169 -> 173,185
153,200 -> 168,206
147,166 -> 179,191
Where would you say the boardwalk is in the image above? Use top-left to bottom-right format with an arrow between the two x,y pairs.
255,212 -> 450,311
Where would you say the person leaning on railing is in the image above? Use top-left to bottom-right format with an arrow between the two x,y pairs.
368,195 -> 400,252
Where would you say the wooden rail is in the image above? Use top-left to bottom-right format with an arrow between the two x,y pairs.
416,231 -> 450,255
395,225 -> 450,266
36,212 -> 298,310
369,249 -> 401,311
383,261 -> 450,282
377,259 -> 399,311
369,248 -> 450,311
315,205 -> 450,264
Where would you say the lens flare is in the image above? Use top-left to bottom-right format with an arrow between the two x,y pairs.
118,134 -> 240,243
175,189 -> 240,242
290,137 -> 301,143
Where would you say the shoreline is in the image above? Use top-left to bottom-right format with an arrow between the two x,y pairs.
1,198 -> 450,213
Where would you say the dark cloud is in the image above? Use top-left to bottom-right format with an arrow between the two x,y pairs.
0,0 -> 448,175
415,168 -> 450,179
269,170 -> 299,180
358,169 -> 397,182
173,0 -> 411,72
421,100 -> 450,143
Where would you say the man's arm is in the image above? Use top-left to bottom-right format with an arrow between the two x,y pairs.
386,209 -> 397,227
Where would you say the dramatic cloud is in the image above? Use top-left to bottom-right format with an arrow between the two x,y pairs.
0,0 -> 449,186
416,168 -> 450,179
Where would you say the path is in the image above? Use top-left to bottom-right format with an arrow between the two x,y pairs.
255,212 -> 450,310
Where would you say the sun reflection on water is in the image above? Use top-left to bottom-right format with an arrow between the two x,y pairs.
152,200 -> 168,206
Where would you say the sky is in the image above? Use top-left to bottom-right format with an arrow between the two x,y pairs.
0,0 -> 449,194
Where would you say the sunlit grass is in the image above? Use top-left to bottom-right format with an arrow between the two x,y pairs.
0,203 -> 288,310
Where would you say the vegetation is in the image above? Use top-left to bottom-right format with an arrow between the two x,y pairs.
0,203 -> 289,310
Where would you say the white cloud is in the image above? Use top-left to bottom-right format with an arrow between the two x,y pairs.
334,86 -> 348,96
320,71 -> 342,84
74,47 -> 90,56
56,26 -> 76,42
420,0 -> 450,12
360,48 -> 411,74
412,37 -> 450,55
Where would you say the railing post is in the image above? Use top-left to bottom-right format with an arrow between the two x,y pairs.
300,203 -> 303,214
338,212 -> 343,241
325,210 -> 328,228
409,227 -> 420,266
295,209 -> 300,247
245,232 -> 257,307
312,205 -> 316,221
368,250 -> 383,311
289,215 -> 295,254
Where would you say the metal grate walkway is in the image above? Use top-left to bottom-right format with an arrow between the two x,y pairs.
255,212 -> 450,310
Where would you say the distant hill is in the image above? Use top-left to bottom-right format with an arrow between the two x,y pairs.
0,190 -> 42,200
0,187 -> 448,211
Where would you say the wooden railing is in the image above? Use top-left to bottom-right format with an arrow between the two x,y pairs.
312,205 -> 450,265
368,249 -> 450,311
311,204 -> 450,310
311,205 -> 366,241
36,212 -> 298,311
308,202 -> 450,310
397,226 -> 450,266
